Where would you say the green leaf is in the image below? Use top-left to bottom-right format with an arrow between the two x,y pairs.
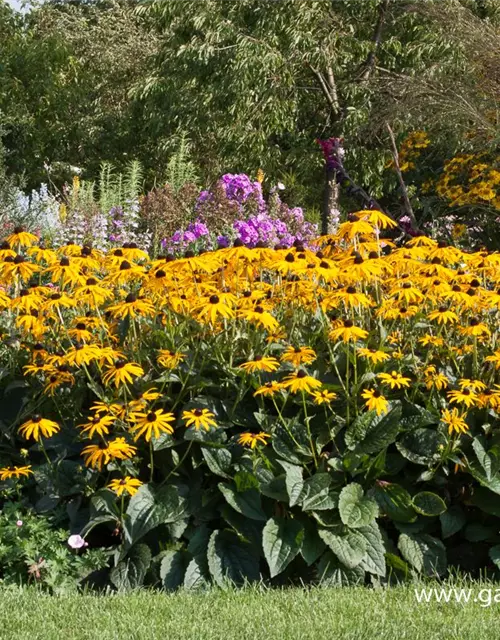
440,506 -> 466,538
202,447 -> 232,478
470,487 -> 500,517
317,551 -> 365,586
124,484 -> 188,549
472,437 -> 498,481
489,545 -> 500,570
110,544 -> 151,591
339,483 -> 378,528
397,533 -> 447,576
318,529 -> 367,569
272,420 -> 312,464
345,403 -> 402,454
400,402 -> 439,430
412,492 -> 447,517
218,483 -> 266,521
262,517 -> 304,578
301,473 -> 338,511
183,556 -> 209,590
396,429 -> 446,465
465,523 -> 496,542
260,475 -> 289,502
372,482 -> 416,523
160,550 -> 187,591
278,460 -> 304,507
300,519 -> 326,566
468,461 -> 500,495
358,521 -> 386,577
207,530 -> 260,587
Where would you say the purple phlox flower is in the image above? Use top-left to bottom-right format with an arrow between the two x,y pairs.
68,534 -> 88,549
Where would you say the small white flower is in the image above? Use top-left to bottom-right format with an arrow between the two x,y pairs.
277,182 -> 286,190
68,534 -> 87,549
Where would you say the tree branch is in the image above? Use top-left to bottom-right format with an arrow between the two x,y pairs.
309,64 -> 340,117
359,0 -> 390,82
385,122 -> 418,227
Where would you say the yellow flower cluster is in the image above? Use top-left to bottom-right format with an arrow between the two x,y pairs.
3,208 -> 500,492
397,131 -> 431,172
436,153 -> 500,210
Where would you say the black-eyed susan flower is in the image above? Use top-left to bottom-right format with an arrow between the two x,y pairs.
239,356 -> 280,374
0,465 -> 33,481
458,378 -> 486,392
356,348 -> 390,364
128,409 -> 175,442
78,413 -> 115,438
254,381 -> 284,397
281,346 -> 316,367
157,350 -> 186,369
102,360 -> 144,388
82,437 -> 137,470
19,415 -> 60,441
377,371 -> 411,389
447,388 -> 479,409
197,294 -> 235,324
423,366 -> 449,391
282,370 -> 322,394
107,293 -> 156,320
108,476 -> 143,497
361,388 -> 389,415
441,408 -> 468,435
239,305 -> 279,332
237,432 -> 271,448
182,408 -> 217,431
329,319 -> 368,343
427,307 -> 459,325
64,343 -> 101,367
6,226 -> 39,249
310,389 -> 337,405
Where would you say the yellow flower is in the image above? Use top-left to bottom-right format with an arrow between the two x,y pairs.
78,414 -> 115,438
310,389 -> 337,405
6,226 -> 39,249
108,476 -> 143,497
128,409 -> 175,442
281,346 -> 316,367
182,408 -> 217,431
239,356 -> 280,373
102,360 -> 144,388
238,432 -> 270,448
329,319 -> 368,343
0,465 -> 33,481
356,348 -> 390,364
441,408 -> 468,435
19,415 -> 60,441
254,381 -> 284,397
361,389 -> 389,415
82,438 -> 137,471
281,370 -> 322,394
377,371 -> 411,389
197,294 -> 235,324
447,388 -> 479,409
423,366 -> 449,391
256,169 -> 265,184
427,307 -> 459,325
157,350 -> 186,369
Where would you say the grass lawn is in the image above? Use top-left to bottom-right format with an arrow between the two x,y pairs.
1,583 -> 500,640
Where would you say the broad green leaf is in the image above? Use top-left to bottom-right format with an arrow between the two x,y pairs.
470,487 -> 500,517
397,533 -> 447,576
396,429 -> 446,466
318,529 -> 367,569
272,420 -> 312,464
489,545 -> 500,570
218,483 -> 266,521
412,492 -> 447,517
440,506 -> 466,539
278,460 -> 304,507
260,475 -> 289,502
160,550 -> 187,591
317,551 -> 365,586
345,403 -> 402,454
262,517 -> 304,578
300,519 -> 326,566
202,447 -> 232,478
207,530 -> 260,587
357,521 -> 386,577
372,482 -> 416,523
183,556 -> 209,590
301,473 -> 338,511
110,544 -> 151,591
464,523 -> 497,542
339,483 -> 378,528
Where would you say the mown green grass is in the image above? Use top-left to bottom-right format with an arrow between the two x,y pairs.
1,582 -> 500,640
